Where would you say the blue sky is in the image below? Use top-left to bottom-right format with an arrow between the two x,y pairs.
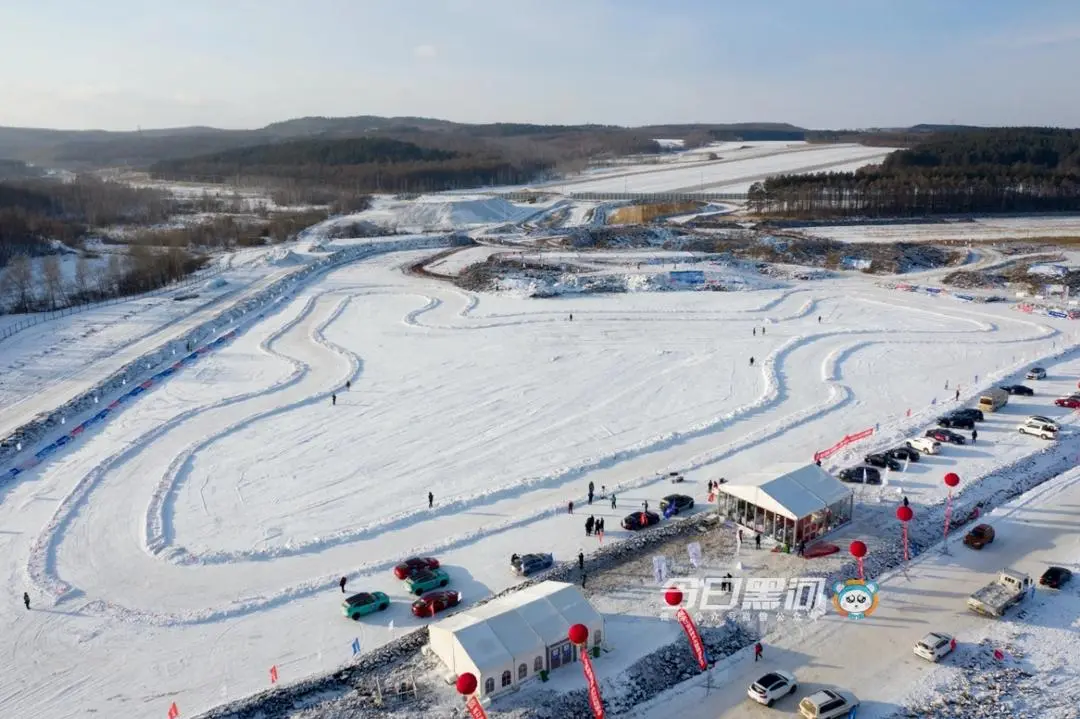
2,0 -> 1080,130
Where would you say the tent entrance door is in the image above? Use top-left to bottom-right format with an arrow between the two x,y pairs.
550,641 -> 572,669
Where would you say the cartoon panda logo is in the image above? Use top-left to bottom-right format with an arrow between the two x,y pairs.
831,579 -> 880,620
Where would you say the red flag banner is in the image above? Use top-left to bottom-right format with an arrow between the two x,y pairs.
465,695 -> 488,719
675,608 -> 708,670
814,426 -> 875,462
579,650 -> 605,719
168,702 -> 179,719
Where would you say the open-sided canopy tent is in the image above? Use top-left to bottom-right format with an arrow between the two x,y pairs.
717,462 -> 854,545
428,581 -> 604,698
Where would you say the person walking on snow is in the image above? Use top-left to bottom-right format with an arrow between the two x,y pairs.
755,532 -> 762,549
753,327 -> 756,337
762,327 -> 766,335
600,485 -> 606,498
955,388 -> 960,401
972,428 -> 978,443
903,495 -> 909,508
818,316 -> 822,323
642,500 -> 649,512
428,491 -> 434,508
23,592 -> 30,610
588,481 -> 594,496
339,576 -> 347,593
754,642 -> 763,661
568,500 -> 574,514
585,516 -> 594,536
569,313 -> 573,321
331,393 -> 336,406
578,551 -> 585,571
597,518 -> 604,535
346,380 -> 351,391
749,356 -> 755,367
610,494 -> 617,509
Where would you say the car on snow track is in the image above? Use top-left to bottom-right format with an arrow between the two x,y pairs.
947,408 -> 984,422
926,428 -> 966,444
906,437 -> 940,454
411,589 -> 462,617
747,670 -> 797,706
1027,367 -> 1047,380
798,688 -> 859,718
511,553 -> 554,576
1039,566 -> 1072,588
403,568 -> 450,595
1054,396 -> 1080,408
886,446 -> 920,462
937,414 -> 975,430
864,453 -> 901,471
393,556 -> 441,580
659,494 -> 694,515
342,591 -> 390,619
913,632 -> 955,662
837,467 -> 881,485
1001,384 -> 1034,396
963,524 -> 995,549
622,510 -> 661,530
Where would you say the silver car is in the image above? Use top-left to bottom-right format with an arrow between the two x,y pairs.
914,632 -> 954,662
798,688 -> 859,718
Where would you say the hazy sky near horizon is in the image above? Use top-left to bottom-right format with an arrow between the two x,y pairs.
3,0 -> 1080,131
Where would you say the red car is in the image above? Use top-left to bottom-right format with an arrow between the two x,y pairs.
1055,396 -> 1080,408
393,557 -> 440,580
411,589 -> 461,617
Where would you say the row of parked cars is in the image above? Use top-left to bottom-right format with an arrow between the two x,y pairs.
341,556 -> 462,620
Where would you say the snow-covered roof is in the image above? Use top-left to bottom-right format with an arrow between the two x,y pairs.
719,463 -> 852,520
432,581 -> 601,672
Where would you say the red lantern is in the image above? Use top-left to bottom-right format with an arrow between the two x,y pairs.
455,672 -> 478,696
568,623 -> 589,646
664,587 -> 684,607
849,540 -> 867,558
896,506 -> 913,522
944,473 -> 960,487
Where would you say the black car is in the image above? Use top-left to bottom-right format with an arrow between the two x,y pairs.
659,494 -> 694,515
511,553 -> 554,576
621,510 -> 661,531
1000,384 -> 1034,396
948,408 -> 984,422
1039,566 -> 1073,588
926,428 -> 966,445
886,446 -> 920,462
937,414 -> 975,430
864,453 -> 902,471
838,467 -> 881,485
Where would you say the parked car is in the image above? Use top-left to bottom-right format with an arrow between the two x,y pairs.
747,670 -> 798,707
511,553 -> 554,576
913,632 -> 955,662
1026,415 -> 1059,429
622,510 -> 661,531
838,467 -> 881,485
341,591 -> 390,620
906,437 -> 940,454
948,408 -> 984,422
1000,384 -> 1034,396
393,556 -> 441,580
1027,367 -> 1047,380
659,494 -> 695,515
1054,396 -> 1080,408
403,567 -> 450,595
926,428 -> 966,445
410,589 -> 462,617
1019,419 -> 1057,440
937,414 -> 975,430
798,688 -> 859,718
1039,566 -> 1073,589
963,524 -> 995,549
864,453 -> 902,471
886,446 -> 920,462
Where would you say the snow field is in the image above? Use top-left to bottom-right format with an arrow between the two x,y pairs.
3,244 -> 1080,718
806,216 -> 1080,244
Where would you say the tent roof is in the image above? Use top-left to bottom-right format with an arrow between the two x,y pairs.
719,463 -> 852,520
433,581 -> 601,668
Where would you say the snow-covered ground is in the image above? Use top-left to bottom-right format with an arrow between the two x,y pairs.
807,216 -> 1080,244
4,229 -> 1080,719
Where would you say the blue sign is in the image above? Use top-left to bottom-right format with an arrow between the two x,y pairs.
670,271 -> 705,284
925,287 -> 942,294
1049,310 -> 1067,318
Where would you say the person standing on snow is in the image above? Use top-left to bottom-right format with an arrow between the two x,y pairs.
762,327 -> 766,335
818,316 -> 822,323
569,314 -> 573,321
428,491 -> 434,508
578,551 -> 585,570
568,500 -> 574,514
331,393 -> 336,406
754,642 -> 763,661
755,533 -> 762,549
610,494 -> 617,509
339,576 -> 347,593
903,496 -> 909,508
753,327 -> 756,337
971,428 -> 978,443
955,388 -> 960,401
346,380 -> 351,391
749,356 -> 755,367
23,592 -> 30,610
585,516 -> 594,536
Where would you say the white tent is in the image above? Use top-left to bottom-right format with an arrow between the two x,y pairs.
717,463 -> 854,544
429,581 -> 604,698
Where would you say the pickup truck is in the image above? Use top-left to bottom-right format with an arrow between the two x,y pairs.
967,569 -> 1033,617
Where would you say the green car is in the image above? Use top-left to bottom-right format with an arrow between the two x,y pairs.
342,591 -> 390,619
403,568 -> 450,595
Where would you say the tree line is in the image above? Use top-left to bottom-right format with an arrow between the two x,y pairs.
747,128 -> 1080,218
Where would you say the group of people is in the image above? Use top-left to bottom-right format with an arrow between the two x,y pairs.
585,515 -> 605,537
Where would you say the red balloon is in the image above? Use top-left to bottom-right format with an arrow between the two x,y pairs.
568,623 -> 589,645
896,506 -> 914,522
944,472 -> 960,487
849,540 -> 867,558
664,587 -> 683,606
455,672 -> 477,696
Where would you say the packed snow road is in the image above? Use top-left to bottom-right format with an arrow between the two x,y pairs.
1,243 -> 1079,719
631,461 -> 1080,719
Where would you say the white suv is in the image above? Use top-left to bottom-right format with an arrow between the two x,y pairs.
906,437 -> 940,454
1019,419 -> 1057,439
798,688 -> 859,718
747,670 -> 797,706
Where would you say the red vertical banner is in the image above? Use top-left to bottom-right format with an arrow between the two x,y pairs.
269,665 -> 278,684
465,695 -> 488,719
675,608 -> 708,670
579,650 -> 605,719
167,702 -> 179,719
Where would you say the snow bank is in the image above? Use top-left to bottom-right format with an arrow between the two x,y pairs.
323,195 -> 540,233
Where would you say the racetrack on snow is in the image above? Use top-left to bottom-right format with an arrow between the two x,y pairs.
0,245 -> 1072,719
